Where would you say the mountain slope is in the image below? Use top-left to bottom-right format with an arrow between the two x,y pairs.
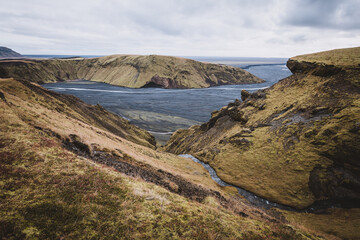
0,78 -> 317,239
0,55 -> 263,88
164,47 -> 360,209
0,46 -> 23,58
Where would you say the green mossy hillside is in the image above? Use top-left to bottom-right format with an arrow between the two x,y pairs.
164,47 -> 360,210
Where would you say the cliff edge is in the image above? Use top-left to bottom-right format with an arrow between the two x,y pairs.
164,47 -> 360,209
0,55 -> 263,88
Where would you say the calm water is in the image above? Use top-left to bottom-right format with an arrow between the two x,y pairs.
42,59 -> 292,144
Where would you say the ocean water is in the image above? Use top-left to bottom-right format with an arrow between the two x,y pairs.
23,55 -> 103,59
42,58 -> 292,144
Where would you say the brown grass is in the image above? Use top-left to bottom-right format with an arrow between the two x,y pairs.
0,81 -> 318,239
165,65 -> 360,210
0,77 -> 324,239
291,46 -> 360,67
280,208 -> 360,240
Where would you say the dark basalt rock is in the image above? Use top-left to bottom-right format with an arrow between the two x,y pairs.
251,91 -> 266,99
229,137 -> 252,148
309,164 -> 360,207
141,81 -> 163,88
0,91 -> 6,102
67,134 -> 91,155
287,59 -> 344,77
228,99 -> 241,107
241,89 -> 250,101
143,75 -> 184,89
241,89 -> 266,102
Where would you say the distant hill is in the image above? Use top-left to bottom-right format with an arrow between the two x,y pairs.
0,54 -> 263,88
0,46 -> 23,58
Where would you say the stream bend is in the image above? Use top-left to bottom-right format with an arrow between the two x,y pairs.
179,154 -> 353,212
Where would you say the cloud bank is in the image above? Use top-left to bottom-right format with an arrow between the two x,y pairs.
0,0 -> 359,57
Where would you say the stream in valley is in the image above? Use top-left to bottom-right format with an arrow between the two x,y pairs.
179,154 -> 350,212
179,154 -> 293,210
42,59 -> 350,212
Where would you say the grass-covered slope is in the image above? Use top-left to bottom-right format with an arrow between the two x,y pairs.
288,46 -> 360,69
0,78 -> 317,239
164,47 -> 360,209
0,55 -> 263,88
0,78 -> 156,149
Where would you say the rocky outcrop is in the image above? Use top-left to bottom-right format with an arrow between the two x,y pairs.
287,46 -> 360,76
0,55 -> 263,88
164,47 -> 360,209
0,46 -> 23,58
286,59 -> 344,77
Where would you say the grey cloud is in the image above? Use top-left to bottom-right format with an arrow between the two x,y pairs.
0,0 -> 359,57
283,0 -> 360,30
291,35 -> 308,43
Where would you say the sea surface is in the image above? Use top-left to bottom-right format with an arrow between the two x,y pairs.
42,57 -> 292,144
24,55 -> 103,59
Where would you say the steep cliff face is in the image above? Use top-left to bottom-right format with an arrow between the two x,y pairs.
0,46 -> 23,58
164,47 -> 360,209
0,55 -> 263,88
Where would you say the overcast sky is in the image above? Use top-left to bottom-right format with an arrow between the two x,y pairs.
1,0 -> 359,57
